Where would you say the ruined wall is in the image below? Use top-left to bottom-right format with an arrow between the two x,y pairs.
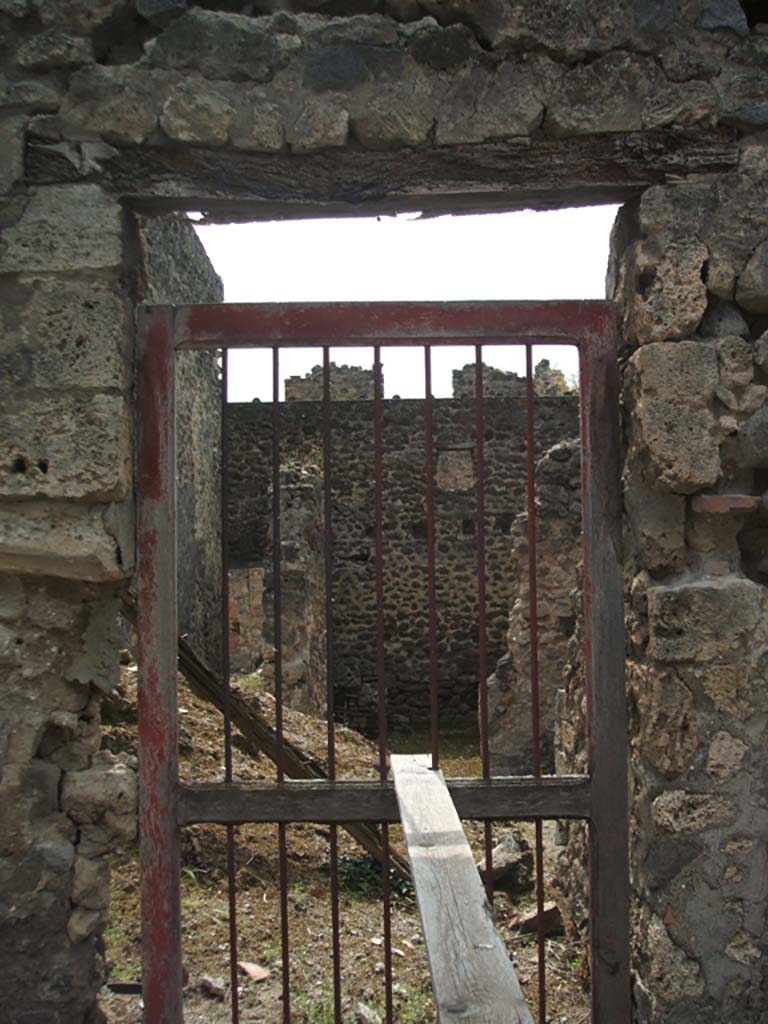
488,439 -> 582,774
227,392 -> 579,730
136,213 -> 223,669
1,0 -> 767,1020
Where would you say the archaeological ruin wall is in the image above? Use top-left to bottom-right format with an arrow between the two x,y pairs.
226,371 -> 579,732
1,0 -> 767,1020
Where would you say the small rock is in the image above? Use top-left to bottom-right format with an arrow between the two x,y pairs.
514,901 -> 564,937
237,960 -> 269,982
355,1002 -> 383,1024
199,976 -> 227,1001
700,300 -> 750,339
477,832 -> 534,894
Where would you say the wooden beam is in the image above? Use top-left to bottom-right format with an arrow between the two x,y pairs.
392,755 -> 534,1024
178,775 -> 591,825
26,127 -> 738,220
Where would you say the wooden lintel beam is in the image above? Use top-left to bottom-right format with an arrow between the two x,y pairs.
177,775 -> 591,826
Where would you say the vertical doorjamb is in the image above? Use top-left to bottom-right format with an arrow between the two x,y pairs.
137,305 -> 184,1023
579,306 -> 631,1022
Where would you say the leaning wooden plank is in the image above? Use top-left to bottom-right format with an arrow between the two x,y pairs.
391,754 -> 534,1024
121,590 -> 411,880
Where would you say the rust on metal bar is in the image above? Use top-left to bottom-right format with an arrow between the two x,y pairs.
322,346 -> 343,1023
424,346 -> 440,771
524,344 -> 547,1023
173,300 -> 615,349
136,306 -> 183,1024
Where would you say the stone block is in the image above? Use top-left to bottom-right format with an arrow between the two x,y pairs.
0,502 -> 132,582
0,186 -> 122,274
706,731 -> 748,780
0,576 -> 26,620
0,274 -> 131,392
624,241 -> 709,346
351,78 -> 436,148
230,94 -> 285,152
436,62 -> 544,145
59,66 -> 176,145
61,750 -> 137,826
648,577 -> 765,663
735,240 -> 768,313
628,663 -> 698,779
699,300 -> 749,339
624,465 -> 685,571
651,790 -> 736,832
716,336 -> 754,389
147,8 -> 297,83
160,81 -> 235,146
71,856 -> 109,910
16,32 -> 92,71
287,98 -> 349,152
0,115 -> 25,195
697,0 -> 749,35
0,78 -> 61,112
34,0 -> 132,31
0,394 -> 131,501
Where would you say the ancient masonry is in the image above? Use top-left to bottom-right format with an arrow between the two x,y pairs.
0,2 -> 767,1021
226,361 -> 578,735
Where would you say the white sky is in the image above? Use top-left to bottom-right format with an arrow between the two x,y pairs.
194,205 -> 619,402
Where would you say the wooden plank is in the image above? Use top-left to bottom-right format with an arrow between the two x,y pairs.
391,755 -> 534,1024
579,315 -> 631,1021
136,306 -> 184,1024
27,127 -> 739,218
178,775 -> 592,826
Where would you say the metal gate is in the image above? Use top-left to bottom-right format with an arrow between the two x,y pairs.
136,301 -> 629,1023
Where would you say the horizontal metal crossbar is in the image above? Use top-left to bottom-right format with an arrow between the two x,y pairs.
177,776 -> 592,826
164,299 -> 615,350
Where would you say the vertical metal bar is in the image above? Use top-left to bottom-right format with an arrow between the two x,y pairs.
136,306 -> 183,1024
322,347 -> 343,1023
474,350 -> 494,903
579,317 -> 631,1023
221,352 -> 241,1022
272,347 -> 291,1023
525,345 -> 546,1024
424,346 -> 439,771
373,345 -> 394,1024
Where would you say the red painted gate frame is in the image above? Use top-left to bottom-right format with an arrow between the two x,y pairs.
136,300 -> 629,1023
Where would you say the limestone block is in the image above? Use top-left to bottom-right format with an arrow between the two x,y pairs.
0,274 -> 131,392
628,663 -> 698,779
160,81 -> 235,145
641,917 -> 705,1006
0,393 -> 131,501
648,577 -> 765,663
66,907 -> 102,944
0,77 -> 61,112
34,0 -> 132,32
407,22 -> 476,70
624,465 -> 685,572
735,240 -> 768,313
545,53 -> 655,136
64,592 -> 121,693
630,341 -> 719,493
436,62 -> 544,145
351,77 -> 437,148
706,731 -> 748,780
716,66 -> 768,132
738,406 -> 768,468
0,185 -> 122,274
652,790 -> 736,832
16,32 -> 92,71
699,300 -> 750,339
0,502 -> 132,582
148,8 -> 298,83
287,98 -> 349,152
61,751 -> 137,827
59,66 -> 176,145
71,856 -> 109,910
755,330 -> 768,372
724,930 -> 761,966
624,242 -> 709,346
230,93 -> 284,152
0,115 -> 25,195
716,336 -> 754,389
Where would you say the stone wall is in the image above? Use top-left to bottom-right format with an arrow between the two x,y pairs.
227,391 -> 579,731
2,0 -> 767,1019
285,362 -> 377,401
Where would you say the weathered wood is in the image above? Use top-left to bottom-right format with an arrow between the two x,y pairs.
26,128 -> 738,220
580,312 -> 631,1020
178,775 -> 592,825
136,307 -> 184,1024
392,755 -> 534,1024
122,590 -> 410,880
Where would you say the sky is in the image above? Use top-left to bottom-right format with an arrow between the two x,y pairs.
193,205 -> 619,402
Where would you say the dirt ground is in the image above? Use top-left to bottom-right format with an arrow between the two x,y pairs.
99,667 -> 590,1024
